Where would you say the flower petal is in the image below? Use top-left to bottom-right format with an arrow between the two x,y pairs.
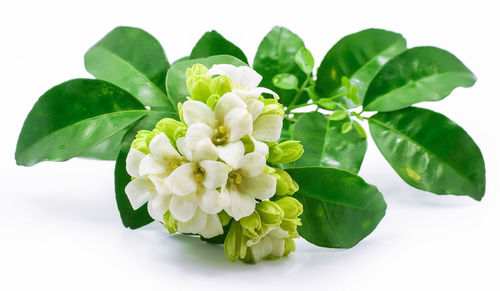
166,163 -> 196,196
207,64 -> 237,78
245,98 -> 264,121
237,152 -> 266,177
233,87 -> 279,100
251,136 -> 269,156
148,174 -> 170,195
199,188 -> 225,214
177,208 -> 207,233
199,160 -> 230,189
225,108 -> 253,142
216,141 -> 245,168
124,178 -> 156,210
147,194 -> 171,222
192,137 -> 218,162
250,236 -> 273,263
182,101 -> 215,127
176,137 -> 191,160
125,148 -> 146,177
139,154 -> 166,176
253,114 -> 283,142
239,173 -> 276,200
224,186 -> 256,221
149,132 -> 180,160
169,194 -> 197,222
234,66 -> 262,89
214,93 -> 247,123
200,214 -> 224,238
270,236 -> 286,257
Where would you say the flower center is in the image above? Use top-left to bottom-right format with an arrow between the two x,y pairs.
164,157 -> 186,172
228,170 -> 243,185
194,165 -> 206,184
213,125 -> 228,146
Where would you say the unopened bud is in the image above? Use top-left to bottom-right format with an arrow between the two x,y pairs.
164,211 -> 178,234
209,75 -> 233,96
206,94 -> 221,110
283,237 -> 296,256
256,201 -> 284,227
275,197 -> 303,219
224,221 -> 248,262
271,168 -> 299,196
131,130 -> 152,154
280,218 -> 301,238
186,64 -> 210,89
189,79 -> 211,102
240,211 -> 261,238
173,125 -> 187,142
268,140 -> 304,164
155,118 -> 185,142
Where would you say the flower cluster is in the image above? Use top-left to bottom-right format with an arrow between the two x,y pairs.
124,63 -> 304,262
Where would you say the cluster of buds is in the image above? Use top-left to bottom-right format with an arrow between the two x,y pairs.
125,63 -> 304,263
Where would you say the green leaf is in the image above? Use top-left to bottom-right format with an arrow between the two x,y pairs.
84,26 -> 174,110
15,79 -> 148,166
369,107 -> 485,200
287,167 -> 386,248
114,111 -> 178,229
253,26 -> 308,106
79,127 -> 130,160
272,73 -> 299,90
295,47 -> 314,75
316,29 -> 407,107
317,98 -> 337,110
341,121 -> 353,134
290,112 -> 367,173
329,110 -> 347,121
363,47 -> 476,112
166,55 -> 247,108
190,30 -> 248,64
353,121 -> 367,138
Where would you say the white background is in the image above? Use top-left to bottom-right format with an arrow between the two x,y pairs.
1,1 -> 499,290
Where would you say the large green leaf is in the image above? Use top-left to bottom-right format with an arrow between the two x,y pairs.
287,167 -> 386,248
79,127 -> 130,160
315,29 -> 406,107
190,30 -> 248,64
166,55 -> 247,108
15,79 -> 148,166
253,26 -> 308,106
363,47 -> 476,112
290,112 -> 366,173
114,111 -> 178,229
85,26 -> 174,110
369,107 -> 485,200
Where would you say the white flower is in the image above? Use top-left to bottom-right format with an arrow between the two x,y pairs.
207,64 -> 283,143
246,227 -> 290,263
222,152 -> 277,220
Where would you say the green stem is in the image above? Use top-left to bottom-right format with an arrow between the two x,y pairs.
285,76 -> 311,114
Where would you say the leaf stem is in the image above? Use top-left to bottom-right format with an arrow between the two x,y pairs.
285,75 -> 311,114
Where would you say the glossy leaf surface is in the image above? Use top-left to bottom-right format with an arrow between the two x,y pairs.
369,107 -> 485,200
114,111 -> 178,229
272,73 -> 299,90
363,47 -> 476,111
316,29 -> 406,107
79,127 -> 130,160
85,26 -> 174,110
287,167 -> 386,248
253,26 -> 308,105
15,79 -> 148,166
166,55 -> 246,108
291,112 -> 366,173
190,30 -> 248,63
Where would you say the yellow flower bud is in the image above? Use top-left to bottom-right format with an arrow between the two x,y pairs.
256,201 -> 284,227
271,168 -> 299,196
209,75 -> 233,96
240,211 -> 261,238
268,141 -> 304,164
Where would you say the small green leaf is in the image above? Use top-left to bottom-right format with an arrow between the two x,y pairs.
363,47 -> 476,112
290,112 -> 366,173
190,30 -> 248,64
272,73 -> 299,90
114,111 -> 178,229
15,79 -> 149,166
317,98 -> 337,110
341,76 -> 351,89
316,29 -> 407,108
253,26 -> 308,105
166,55 -> 247,109
329,110 -> 348,121
369,107 -> 485,200
341,121 -> 353,134
353,122 -> 367,138
84,26 -> 174,110
295,47 -> 314,75
287,167 -> 386,248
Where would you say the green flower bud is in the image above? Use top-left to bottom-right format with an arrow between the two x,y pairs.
271,168 -> 299,196
275,197 -> 303,219
131,130 -> 152,154
155,118 -> 185,142
186,64 -> 210,90
240,135 -> 255,154
173,126 -> 187,142
189,79 -> 211,102
224,221 -> 248,262
268,141 -> 304,164
164,211 -> 178,234
206,94 -> 221,110
261,103 -> 284,118
240,211 -> 261,238
256,201 -> 284,227
218,211 -> 232,227
280,218 -> 301,238
283,237 -> 296,256
177,103 -> 185,124
209,75 -> 233,96
145,128 -> 161,145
